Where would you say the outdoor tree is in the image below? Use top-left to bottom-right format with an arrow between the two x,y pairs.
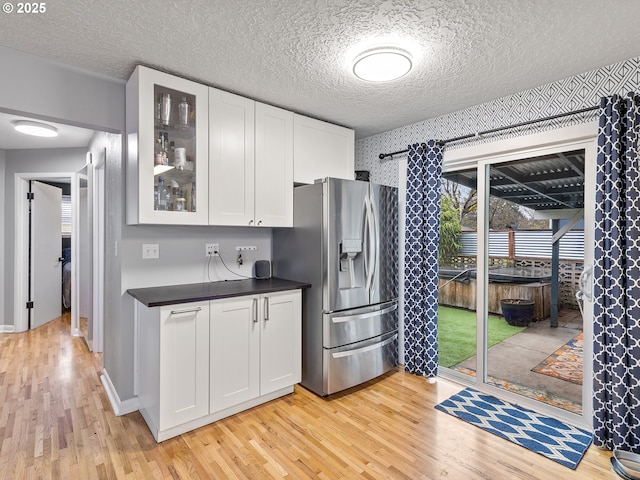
442,178 -> 477,228
439,195 -> 462,265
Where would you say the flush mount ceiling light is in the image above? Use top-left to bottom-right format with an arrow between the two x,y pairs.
13,120 -> 58,137
353,48 -> 412,82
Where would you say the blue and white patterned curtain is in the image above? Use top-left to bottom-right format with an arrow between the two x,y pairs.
593,92 -> 640,452
404,141 -> 443,378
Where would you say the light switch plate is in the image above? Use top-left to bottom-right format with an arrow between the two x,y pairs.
142,243 -> 159,259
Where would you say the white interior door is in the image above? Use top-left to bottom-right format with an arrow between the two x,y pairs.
31,181 -> 62,329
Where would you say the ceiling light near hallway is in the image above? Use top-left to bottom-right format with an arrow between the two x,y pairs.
13,120 -> 58,137
353,48 -> 412,82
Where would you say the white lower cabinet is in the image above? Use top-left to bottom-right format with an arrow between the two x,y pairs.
137,301 -> 210,441
136,290 -> 301,442
210,290 -> 302,412
209,295 -> 260,412
259,291 -> 302,394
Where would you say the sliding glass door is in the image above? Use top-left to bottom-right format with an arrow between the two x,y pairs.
482,152 -> 587,415
437,126 -> 596,427
438,169 -> 478,379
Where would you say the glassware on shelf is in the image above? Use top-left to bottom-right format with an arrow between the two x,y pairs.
157,176 -> 169,211
151,86 -> 198,215
169,141 -> 176,166
159,132 -> 169,165
190,181 -> 196,212
161,93 -> 172,125
174,147 -> 186,170
155,94 -> 162,123
175,189 -> 186,211
178,97 -> 189,126
154,138 -> 163,166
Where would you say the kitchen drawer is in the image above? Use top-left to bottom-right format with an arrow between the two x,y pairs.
323,331 -> 398,395
322,300 -> 397,348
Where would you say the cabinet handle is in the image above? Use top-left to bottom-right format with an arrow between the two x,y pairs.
249,220 -> 253,226
252,298 -> 258,323
264,297 -> 269,321
170,306 -> 202,315
257,220 -> 262,226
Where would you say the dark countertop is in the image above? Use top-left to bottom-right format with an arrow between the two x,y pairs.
127,277 -> 311,308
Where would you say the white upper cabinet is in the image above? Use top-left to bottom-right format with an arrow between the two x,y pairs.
209,90 -> 293,227
126,66 -> 209,225
293,114 -> 355,184
209,88 -> 256,226
255,103 -> 294,227
127,66 -> 332,227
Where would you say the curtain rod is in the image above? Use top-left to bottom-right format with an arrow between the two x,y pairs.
377,105 -> 599,160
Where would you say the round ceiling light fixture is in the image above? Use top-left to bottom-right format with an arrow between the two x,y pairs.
13,120 -> 58,137
353,47 -> 412,82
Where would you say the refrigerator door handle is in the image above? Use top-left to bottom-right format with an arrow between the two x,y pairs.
331,333 -> 397,359
364,195 -> 375,291
370,190 -> 379,288
330,302 -> 398,323
363,197 -> 369,290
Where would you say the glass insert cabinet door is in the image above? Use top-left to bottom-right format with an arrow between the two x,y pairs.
126,66 -> 209,225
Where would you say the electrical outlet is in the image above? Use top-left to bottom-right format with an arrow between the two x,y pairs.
235,246 -> 257,251
206,243 -> 219,257
142,243 -> 159,259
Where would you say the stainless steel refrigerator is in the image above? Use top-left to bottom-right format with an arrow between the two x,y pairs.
273,177 -> 398,396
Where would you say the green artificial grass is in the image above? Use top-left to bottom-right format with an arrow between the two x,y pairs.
438,306 -> 526,368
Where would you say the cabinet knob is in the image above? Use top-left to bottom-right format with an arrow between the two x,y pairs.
257,220 -> 262,226
249,220 -> 253,226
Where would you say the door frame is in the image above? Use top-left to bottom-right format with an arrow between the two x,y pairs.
92,150 -> 105,352
14,172 -> 75,333
441,121 -> 597,429
72,163 -> 90,339
13,157 -> 105,340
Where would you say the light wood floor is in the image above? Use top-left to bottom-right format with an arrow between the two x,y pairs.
0,315 -> 614,479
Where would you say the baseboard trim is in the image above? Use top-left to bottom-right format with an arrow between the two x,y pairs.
100,368 -> 139,416
0,325 -> 15,333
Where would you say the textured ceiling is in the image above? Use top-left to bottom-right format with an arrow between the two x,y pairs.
1,0 -> 640,139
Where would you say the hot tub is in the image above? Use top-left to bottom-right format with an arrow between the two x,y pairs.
438,266 -> 551,320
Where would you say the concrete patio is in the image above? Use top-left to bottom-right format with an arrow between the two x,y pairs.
456,308 -> 584,410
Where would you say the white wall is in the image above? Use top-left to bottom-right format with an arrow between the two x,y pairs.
88,131 -> 128,397
0,149 -> 5,327
4,148 -> 87,326
0,46 -> 124,133
122,226 -> 271,291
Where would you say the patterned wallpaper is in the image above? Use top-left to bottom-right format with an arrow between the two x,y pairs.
355,56 -> 640,187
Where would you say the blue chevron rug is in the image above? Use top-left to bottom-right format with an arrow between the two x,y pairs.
435,388 -> 592,469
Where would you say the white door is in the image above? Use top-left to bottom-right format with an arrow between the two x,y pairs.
260,291 -> 302,395
31,181 -> 62,329
254,103 -> 293,227
159,302 -> 210,429
210,295 -> 260,412
209,88 -> 255,226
